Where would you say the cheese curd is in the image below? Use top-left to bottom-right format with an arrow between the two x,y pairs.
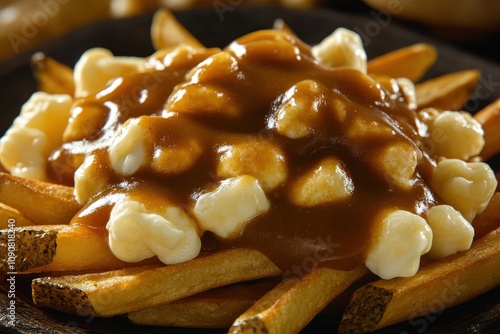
109,118 -> 148,176
365,210 -> 433,279
273,80 -> 324,139
312,27 -> 367,73
193,175 -> 270,239
432,159 -> 497,221
290,157 -> 354,206
74,152 -> 113,205
0,92 -> 72,181
375,142 -> 419,190
217,141 -> 287,191
428,110 -> 485,160
107,198 -> 201,264
426,205 -> 474,259
74,48 -> 145,98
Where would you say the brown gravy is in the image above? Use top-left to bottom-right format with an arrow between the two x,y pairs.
65,30 -> 439,274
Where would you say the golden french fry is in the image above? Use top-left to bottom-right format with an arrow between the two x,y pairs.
230,266 -> 368,334
474,98 -> 500,160
367,43 -> 437,82
0,224 -> 153,274
0,172 -> 80,226
473,192 -> 500,240
415,69 -> 480,110
31,52 -> 75,96
32,248 -> 281,317
127,280 -> 277,328
338,227 -> 500,334
151,9 -> 204,51
0,202 -> 34,228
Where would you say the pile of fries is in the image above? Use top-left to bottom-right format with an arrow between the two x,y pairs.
1,9 -> 500,334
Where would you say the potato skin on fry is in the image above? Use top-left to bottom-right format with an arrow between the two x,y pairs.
32,248 -> 281,317
0,224 -> 154,274
230,266 -> 368,334
0,226 -> 57,273
339,227 -> 500,333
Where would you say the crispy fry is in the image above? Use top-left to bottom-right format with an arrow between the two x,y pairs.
32,248 -> 281,317
0,172 -> 80,226
338,227 -> 500,334
127,280 -> 277,328
151,9 -> 204,51
0,202 -> 34,228
473,192 -> 500,240
31,52 -> 75,96
415,69 -> 480,110
230,266 -> 368,334
367,43 -> 437,82
0,224 -> 153,274
474,98 -> 500,160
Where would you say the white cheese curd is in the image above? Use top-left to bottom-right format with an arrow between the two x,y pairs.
217,141 -> 287,191
428,111 -> 485,160
109,118 -> 148,176
312,27 -> 367,73
426,205 -> 474,259
74,48 -> 145,98
193,175 -> 270,239
432,159 -> 497,221
365,209 -> 433,279
0,92 -> 72,181
107,198 -> 201,265
290,156 -> 354,206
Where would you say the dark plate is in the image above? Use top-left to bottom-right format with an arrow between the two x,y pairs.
0,5 -> 499,334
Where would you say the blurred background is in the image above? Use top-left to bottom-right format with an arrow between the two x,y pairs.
0,0 -> 499,65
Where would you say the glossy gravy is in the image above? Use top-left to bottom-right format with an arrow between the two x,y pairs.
60,30 -> 439,273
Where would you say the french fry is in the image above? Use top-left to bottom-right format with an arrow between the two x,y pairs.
415,69 -> 480,110
151,9 -> 204,51
0,202 -> 34,228
0,172 -> 80,226
367,43 -> 437,82
0,224 -> 152,274
31,52 -> 75,96
338,227 -> 500,334
229,266 -> 368,334
32,248 -> 281,317
474,98 -> 500,160
472,192 -> 500,240
127,280 -> 278,328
